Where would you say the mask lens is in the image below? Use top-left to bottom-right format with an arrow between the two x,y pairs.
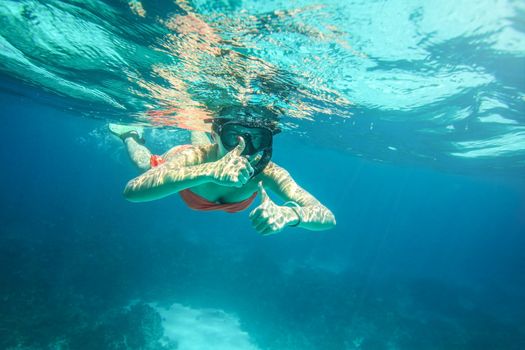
250,134 -> 264,149
222,129 -> 241,149
220,124 -> 272,153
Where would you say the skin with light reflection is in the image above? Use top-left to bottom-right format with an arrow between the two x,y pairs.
123,132 -> 336,235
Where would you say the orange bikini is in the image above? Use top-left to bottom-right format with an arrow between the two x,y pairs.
149,149 -> 256,213
179,189 -> 257,213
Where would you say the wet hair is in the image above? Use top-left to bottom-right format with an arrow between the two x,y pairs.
211,106 -> 281,135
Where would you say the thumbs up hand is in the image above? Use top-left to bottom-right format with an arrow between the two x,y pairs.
211,137 -> 255,187
249,182 -> 301,235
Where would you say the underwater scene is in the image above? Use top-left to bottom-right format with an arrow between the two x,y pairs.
1,0 -> 524,349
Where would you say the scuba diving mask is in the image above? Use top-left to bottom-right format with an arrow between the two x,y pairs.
219,123 -> 273,155
214,120 -> 279,177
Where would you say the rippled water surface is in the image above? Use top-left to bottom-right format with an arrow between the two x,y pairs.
1,0 -> 524,173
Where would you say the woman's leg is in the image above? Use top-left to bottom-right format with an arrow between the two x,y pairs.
124,137 -> 152,171
109,124 -> 151,171
112,125 -> 211,169
190,130 -> 212,146
161,131 -> 211,161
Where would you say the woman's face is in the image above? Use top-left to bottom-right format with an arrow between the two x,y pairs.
212,131 -> 265,165
215,122 -> 272,151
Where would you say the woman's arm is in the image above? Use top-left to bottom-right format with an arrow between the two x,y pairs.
124,145 -> 215,202
261,162 -> 336,231
124,139 -> 254,202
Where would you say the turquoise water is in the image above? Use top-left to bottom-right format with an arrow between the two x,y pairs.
0,0 -> 524,349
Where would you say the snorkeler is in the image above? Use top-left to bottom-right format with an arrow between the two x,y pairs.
110,115 -> 336,235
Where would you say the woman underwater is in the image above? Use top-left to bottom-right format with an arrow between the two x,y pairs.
110,114 -> 336,235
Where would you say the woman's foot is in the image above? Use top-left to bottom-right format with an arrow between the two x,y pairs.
108,123 -> 145,144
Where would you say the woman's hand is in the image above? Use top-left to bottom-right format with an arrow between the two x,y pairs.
249,182 -> 300,235
210,137 -> 254,187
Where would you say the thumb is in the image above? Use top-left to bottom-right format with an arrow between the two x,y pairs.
230,136 -> 246,157
258,181 -> 270,204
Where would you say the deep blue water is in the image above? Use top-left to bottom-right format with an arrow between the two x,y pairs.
2,87 -> 525,350
1,0 -> 525,349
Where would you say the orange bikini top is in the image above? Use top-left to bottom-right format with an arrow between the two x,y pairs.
150,152 -> 256,213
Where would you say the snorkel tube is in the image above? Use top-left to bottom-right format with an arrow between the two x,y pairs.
251,147 -> 272,177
